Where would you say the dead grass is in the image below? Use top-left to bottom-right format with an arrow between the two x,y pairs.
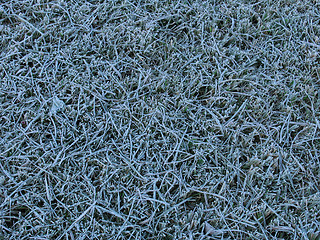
0,0 -> 320,239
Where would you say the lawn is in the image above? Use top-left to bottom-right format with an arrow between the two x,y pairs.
0,0 -> 320,239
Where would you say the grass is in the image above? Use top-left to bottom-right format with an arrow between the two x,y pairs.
0,0 -> 320,239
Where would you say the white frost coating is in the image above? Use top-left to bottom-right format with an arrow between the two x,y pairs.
50,96 -> 65,115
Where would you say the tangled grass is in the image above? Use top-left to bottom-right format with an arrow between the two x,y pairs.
0,0 -> 320,239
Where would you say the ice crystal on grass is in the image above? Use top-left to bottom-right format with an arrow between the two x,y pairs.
50,96 -> 65,115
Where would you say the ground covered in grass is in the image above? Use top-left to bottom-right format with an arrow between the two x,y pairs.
0,0 -> 320,239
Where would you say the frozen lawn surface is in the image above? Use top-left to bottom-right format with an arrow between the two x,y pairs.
0,0 -> 320,239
